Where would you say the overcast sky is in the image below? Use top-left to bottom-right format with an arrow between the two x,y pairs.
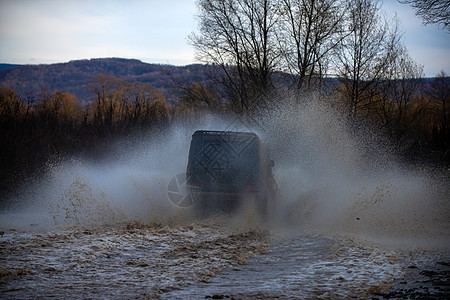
0,0 -> 448,77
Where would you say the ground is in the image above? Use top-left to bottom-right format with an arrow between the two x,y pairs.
1,217 -> 448,299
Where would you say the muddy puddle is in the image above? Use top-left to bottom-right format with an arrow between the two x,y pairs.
1,218 -> 448,299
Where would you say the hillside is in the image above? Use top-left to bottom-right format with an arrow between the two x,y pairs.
0,64 -> 21,71
0,58 -> 216,106
0,58 -> 439,108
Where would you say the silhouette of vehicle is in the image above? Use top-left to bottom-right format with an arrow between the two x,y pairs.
186,130 -> 277,218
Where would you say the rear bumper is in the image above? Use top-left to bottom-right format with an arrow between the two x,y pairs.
189,187 -> 257,203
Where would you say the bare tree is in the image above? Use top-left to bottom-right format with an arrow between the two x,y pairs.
0,87 -> 27,122
334,0 -> 393,123
399,0 -> 450,32
278,0 -> 348,96
373,45 -> 425,144
86,74 -> 124,128
119,81 -> 166,125
179,83 -> 222,111
191,0 -> 352,111
190,0 -> 280,114
431,71 -> 450,140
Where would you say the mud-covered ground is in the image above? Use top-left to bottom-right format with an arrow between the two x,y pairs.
0,218 -> 269,298
1,218 -> 448,299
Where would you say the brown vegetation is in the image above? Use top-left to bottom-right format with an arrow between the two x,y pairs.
0,75 -> 177,197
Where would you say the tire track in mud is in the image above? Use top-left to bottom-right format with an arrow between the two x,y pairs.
162,234 -> 398,299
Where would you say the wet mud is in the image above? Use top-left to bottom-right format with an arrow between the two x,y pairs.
163,231 -> 449,299
374,260 -> 450,299
1,218 -> 447,299
0,219 -> 268,298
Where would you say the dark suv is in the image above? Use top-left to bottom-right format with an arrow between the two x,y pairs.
186,130 -> 276,217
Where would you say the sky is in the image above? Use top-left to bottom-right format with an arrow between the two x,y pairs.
0,0 -> 449,77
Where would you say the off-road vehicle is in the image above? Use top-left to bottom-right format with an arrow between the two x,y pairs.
186,130 -> 277,218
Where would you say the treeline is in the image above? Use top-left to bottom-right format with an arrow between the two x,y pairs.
0,74 -> 176,197
334,71 -> 450,156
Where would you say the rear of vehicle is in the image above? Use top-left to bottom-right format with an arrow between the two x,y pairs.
186,130 -> 275,217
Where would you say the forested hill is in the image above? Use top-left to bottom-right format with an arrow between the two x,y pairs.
0,58 -> 215,106
0,57 -> 439,107
0,64 -> 21,71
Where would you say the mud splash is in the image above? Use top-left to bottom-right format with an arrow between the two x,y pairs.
261,98 -> 450,249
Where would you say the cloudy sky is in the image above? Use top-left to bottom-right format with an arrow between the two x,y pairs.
0,0 -> 448,77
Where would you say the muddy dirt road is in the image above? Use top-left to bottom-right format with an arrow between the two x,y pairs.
1,218 -> 448,299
